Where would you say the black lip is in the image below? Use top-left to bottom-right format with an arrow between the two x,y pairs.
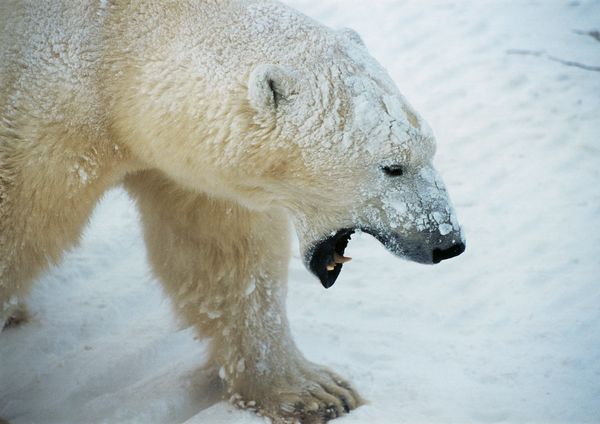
307,228 -> 354,289
363,228 -> 433,264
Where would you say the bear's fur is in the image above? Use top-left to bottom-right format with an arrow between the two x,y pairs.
0,1 -> 464,423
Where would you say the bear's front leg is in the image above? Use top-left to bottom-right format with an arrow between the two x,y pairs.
125,171 -> 362,424
214,277 -> 362,423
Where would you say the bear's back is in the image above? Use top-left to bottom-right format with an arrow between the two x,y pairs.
0,0 -> 107,140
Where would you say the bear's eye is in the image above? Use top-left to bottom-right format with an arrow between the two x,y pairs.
382,165 -> 404,177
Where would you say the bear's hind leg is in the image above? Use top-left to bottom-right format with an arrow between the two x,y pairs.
125,171 -> 362,424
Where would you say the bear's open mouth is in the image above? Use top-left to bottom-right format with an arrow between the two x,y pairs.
307,228 -> 355,289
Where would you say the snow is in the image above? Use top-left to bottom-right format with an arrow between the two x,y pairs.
2,0 -> 600,423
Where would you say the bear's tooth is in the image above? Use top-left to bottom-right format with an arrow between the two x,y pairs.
333,252 -> 352,264
326,263 -> 336,271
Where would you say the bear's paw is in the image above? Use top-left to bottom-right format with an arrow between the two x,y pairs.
227,361 -> 363,424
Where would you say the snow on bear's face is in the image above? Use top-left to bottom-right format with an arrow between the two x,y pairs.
246,31 -> 465,288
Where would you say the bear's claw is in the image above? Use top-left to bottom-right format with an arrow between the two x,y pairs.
1,303 -> 29,331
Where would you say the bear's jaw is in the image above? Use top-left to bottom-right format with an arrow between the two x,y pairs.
307,229 -> 354,289
305,224 -> 466,288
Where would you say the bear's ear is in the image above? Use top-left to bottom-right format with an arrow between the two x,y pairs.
248,64 -> 297,113
340,28 -> 365,47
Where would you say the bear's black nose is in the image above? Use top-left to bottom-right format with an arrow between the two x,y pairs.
432,242 -> 466,264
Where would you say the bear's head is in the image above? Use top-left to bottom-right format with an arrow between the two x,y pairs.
244,29 -> 465,288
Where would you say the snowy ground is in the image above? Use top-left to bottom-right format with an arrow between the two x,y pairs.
2,1 -> 600,423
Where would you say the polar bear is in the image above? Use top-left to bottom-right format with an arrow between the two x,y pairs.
0,0 -> 465,422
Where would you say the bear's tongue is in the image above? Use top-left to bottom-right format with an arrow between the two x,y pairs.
326,252 -> 352,271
